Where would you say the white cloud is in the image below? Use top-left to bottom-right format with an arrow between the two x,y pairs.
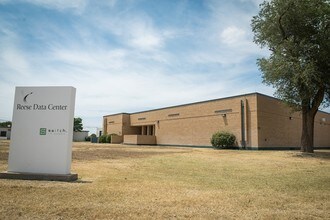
52,48 -> 127,71
184,0 -> 269,67
102,0 -> 117,8
119,15 -> 165,51
0,24 -> 32,78
0,47 -> 31,77
21,0 -> 87,12
240,0 -> 265,7
129,27 -> 163,51
91,11 -> 168,52
221,26 -> 247,45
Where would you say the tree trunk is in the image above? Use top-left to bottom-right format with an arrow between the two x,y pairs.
301,107 -> 315,153
300,88 -> 325,153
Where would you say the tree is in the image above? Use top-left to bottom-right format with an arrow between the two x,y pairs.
0,121 -> 12,128
251,0 -> 330,153
74,117 -> 83,132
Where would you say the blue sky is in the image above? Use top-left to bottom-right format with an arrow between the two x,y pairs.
0,0 -> 282,131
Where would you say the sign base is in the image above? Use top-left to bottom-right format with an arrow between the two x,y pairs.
0,171 -> 78,182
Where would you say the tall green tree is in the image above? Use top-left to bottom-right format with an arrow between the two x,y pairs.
251,0 -> 330,153
74,117 -> 83,132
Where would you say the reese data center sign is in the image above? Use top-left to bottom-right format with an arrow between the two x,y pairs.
8,86 -> 76,175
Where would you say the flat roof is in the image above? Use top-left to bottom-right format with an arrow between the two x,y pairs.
105,92 -> 330,117
103,92 -> 261,117
103,92 -> 330,117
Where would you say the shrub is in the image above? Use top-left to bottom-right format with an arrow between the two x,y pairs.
105,134 -> 111,143
99,135 -> 107,143
211,131 -> 236,149
99,134 -> 111,143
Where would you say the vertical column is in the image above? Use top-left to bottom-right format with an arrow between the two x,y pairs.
142,126 -> 147,135
241,100 -> 246,149
149,125 -> 154,136
244,99 -> 249,147
147,126 -> 150,136
103,118 -> 107,135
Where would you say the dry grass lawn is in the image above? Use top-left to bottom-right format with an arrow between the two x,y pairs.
0,140 -> 329,219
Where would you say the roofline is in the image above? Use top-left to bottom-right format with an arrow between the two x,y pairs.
255,93 -> 330,115
103,112 -> 130,117
103,92 -> 259,117
103,92 -> 330,117
131,92 -> 261,115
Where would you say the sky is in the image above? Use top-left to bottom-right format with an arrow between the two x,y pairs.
0,0 -> 306,132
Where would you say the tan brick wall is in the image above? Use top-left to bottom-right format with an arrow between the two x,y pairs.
111,134 -> 123,144
124,135 -> 156,145
128,94 -> 258,147
245,99 -> 259,147
103,113 -> 141,136
314,111 -> 330,147
103,93 -> 330,148
103,114 -> 126,136
122,114 -> 141,135
123,135 -> 137,144
103,117 -> 107,135
256,94 -> 330,148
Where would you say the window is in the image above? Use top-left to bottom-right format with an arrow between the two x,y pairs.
0,131 -> 6,137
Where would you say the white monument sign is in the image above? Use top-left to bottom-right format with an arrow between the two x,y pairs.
6,86 -> 76,179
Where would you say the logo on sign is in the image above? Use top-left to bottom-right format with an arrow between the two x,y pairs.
39,128 -> 68,135
23,92 -> 33,103
40,128 -> 47,135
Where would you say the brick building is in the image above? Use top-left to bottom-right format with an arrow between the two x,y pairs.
103,93 -> 330,149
